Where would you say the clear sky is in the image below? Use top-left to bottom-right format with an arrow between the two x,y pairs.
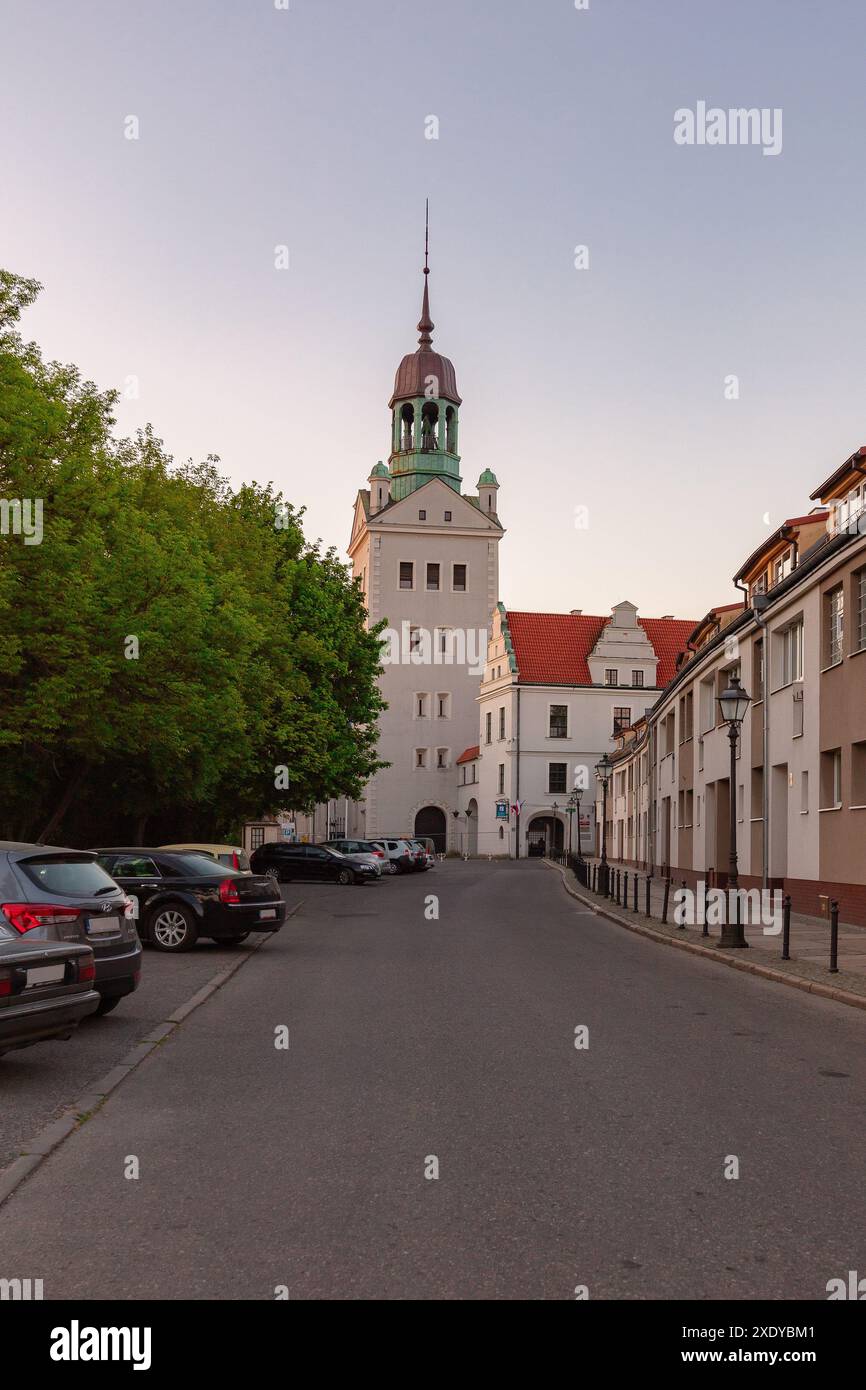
3,0 -> 866,619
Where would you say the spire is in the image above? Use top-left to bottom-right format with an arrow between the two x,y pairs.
417,198 -> 434,348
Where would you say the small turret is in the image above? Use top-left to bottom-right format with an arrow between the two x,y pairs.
478,469 -> 499,515
368,461 -> 390,514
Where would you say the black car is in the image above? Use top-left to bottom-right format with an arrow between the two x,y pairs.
0,842 -> 142,1016
0,931 -> 99,1058
249,842 -> 378,885
93,849 -> 286,952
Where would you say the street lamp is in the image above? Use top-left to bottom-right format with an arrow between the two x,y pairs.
716,671 -> 752,948
575,789 -> 583,860
566,789 -> 580,859
595,752 -> 613,895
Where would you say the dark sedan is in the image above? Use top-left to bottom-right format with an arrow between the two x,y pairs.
92,849 -> 286,952
0,931 -> 99,1058
0,842 -> 142,1016
250,842 -> 379,885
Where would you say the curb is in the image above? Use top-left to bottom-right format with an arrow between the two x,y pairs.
543,861 -> 866,1015
0,902 -> 304,1209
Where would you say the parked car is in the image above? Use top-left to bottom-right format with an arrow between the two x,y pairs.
93,849 -> 285,952
324,839 -> 387,874
159,843 -> 251,873
0,930 -> 100,1058
405,839 -> 431,871
368,839 -> 416,875
0,842 -> 142,1016
249,842 -> 378,885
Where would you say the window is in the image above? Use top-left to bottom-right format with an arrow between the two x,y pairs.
436,693 -> 449,719
793,689 -> 804,738
444,510 -> 452,522
418,509 -> 426,520
498,763 -> 505,794
498,706 -> 506,740
604,669 -> 618,687
613,707 -> 631,735
250,826 -> 265,850
820,748 -> 842,808
855,568 -> 866,653
800,770 -> 809,814
852,742 -> 866,805
549,704 -> 568,738
772,550 -> 793,586
632,670 -> 644,687
548,763 -> 567,794
436,628 -> 450,656
452,563 -> 467,592
409,626 -> 422,653
426,562 -> 440,591
436,748 -> 449,769
416,693 -> 428,718
485,711 -> 492,744
399,561 -> 414,590
825,586 -> 844,666
700,676 -> 715,734
752,639 -> 764,702
415,748 -> 428,769
778,620 -> 804,685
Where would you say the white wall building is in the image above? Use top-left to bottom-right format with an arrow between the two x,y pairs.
465,602 -> 696,858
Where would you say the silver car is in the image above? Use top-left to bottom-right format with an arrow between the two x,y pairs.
323,840 -> 384,876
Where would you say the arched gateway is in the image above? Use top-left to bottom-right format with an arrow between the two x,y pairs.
414,805 -> 447,854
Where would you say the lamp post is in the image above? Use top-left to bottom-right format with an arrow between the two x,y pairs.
566,789 -> 580,859
595,753 -> 612,895
716,671 -> 752,949
575,790 -> 583,860
551,800 -> 560,857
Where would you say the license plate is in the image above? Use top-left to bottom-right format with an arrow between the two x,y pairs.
259,908 -> 277,920
26,964 -> 66,988
86,915 -> 120,936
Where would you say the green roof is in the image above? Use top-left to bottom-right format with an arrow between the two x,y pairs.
369,461 -> 390,478
478,468 -> 498,485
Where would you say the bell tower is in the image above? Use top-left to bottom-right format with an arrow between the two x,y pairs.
388,203 -> 462,501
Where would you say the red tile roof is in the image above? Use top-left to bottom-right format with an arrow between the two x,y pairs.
504,611 -> 697,690
456,745 -> 479,764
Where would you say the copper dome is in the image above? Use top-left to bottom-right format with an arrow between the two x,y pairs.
388,271 -> 461,408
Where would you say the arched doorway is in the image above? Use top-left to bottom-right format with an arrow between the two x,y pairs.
527,814 -> 564,856
415,805 -> 447,854
467,799 -> 478,856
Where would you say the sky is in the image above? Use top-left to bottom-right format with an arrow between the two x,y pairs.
3,0 -> 866,620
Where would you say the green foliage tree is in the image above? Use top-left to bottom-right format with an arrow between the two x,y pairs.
0,270 -> 385,844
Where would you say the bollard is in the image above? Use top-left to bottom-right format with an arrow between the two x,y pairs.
702,887 -> 709,937
830,899 -> 839,973
592,864 -> 597,893
633,873 -> 638,912
676,879 -> 687,930
645,875 -> 650,917
623,871 -> 629,909
662,877 -> 670,924
782,894 -> 791,961
616,870 -> 622,905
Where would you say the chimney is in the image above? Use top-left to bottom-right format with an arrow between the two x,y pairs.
660,614 -> 673,621
570,608 -> 582,615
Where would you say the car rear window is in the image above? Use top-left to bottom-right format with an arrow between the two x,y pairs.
170,853 -> 231,877
17,854 -> 121,898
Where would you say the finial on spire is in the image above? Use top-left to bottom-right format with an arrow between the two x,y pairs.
418,198 -> 434,348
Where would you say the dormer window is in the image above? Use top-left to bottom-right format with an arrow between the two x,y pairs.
419,509 -> 426,520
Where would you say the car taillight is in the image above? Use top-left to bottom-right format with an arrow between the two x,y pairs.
232,852 -> 240,870
79,959 -> 96,983
219,880 -> 240,905
0,969 -> 11,997
1,903 -> 81,934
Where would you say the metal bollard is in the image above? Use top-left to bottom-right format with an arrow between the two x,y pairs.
645,875 -> 650,917
616,870 -> 622,905
677,879 -> 687,930
830,899 -> 839,973
662,877 -> 670,924
782,894 -> 791,961
623,871 -> 629,908
633,874 -> 638,911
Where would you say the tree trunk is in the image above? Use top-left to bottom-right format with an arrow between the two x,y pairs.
38,766 -> 88,844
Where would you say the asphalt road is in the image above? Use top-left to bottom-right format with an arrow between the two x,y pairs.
0,860 -> 864,1300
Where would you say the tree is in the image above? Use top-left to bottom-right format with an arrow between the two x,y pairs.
0,270 -> 385,844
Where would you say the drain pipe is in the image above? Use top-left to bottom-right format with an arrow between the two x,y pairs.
752,593 -> 770,892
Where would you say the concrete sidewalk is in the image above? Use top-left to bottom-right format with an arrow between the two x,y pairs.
548,857 -> 866,1010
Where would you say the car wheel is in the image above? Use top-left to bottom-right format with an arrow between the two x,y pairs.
150,904 -> 198,952
266,866 -> 281,884
337,869 -> 352,885
388,862 -> 398,875
94,995 -> 123,1017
